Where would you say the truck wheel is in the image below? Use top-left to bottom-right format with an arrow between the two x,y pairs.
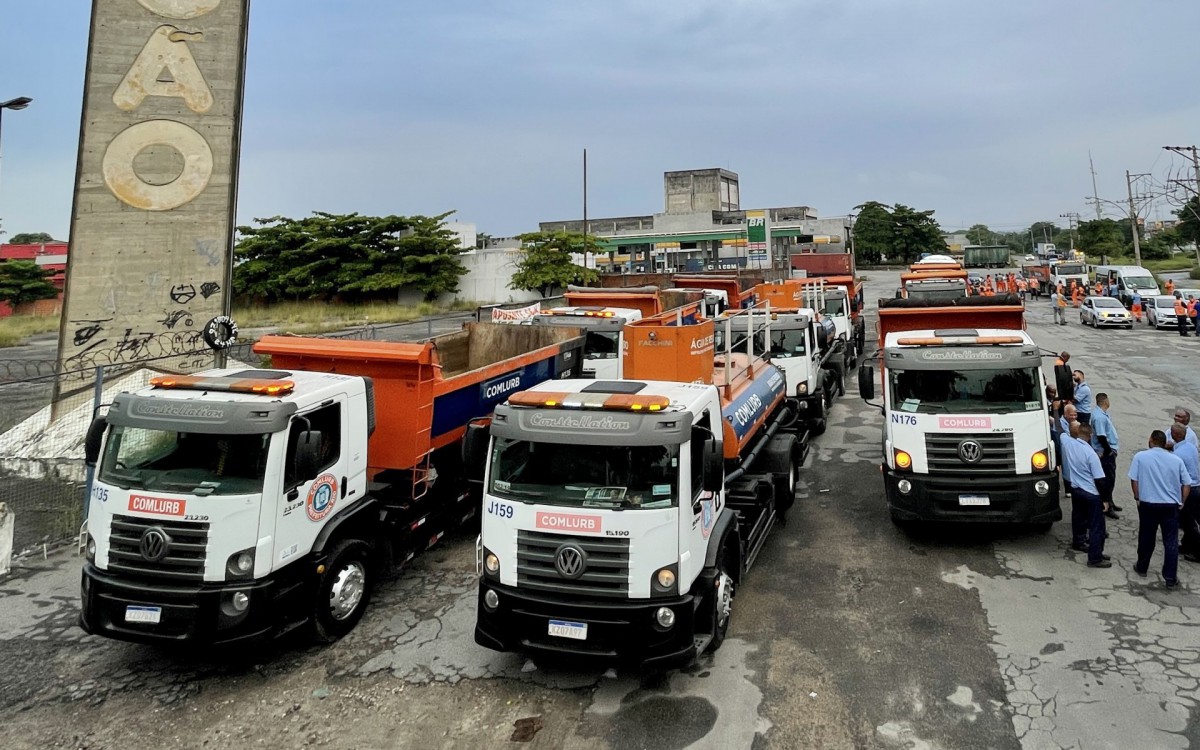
706,550 -> 735,653
309,539 -> 373,644
761,435 -> 799,513
809,416 -> 827,437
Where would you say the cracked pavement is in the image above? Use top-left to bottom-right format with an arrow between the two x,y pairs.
1,270 -> 1198,748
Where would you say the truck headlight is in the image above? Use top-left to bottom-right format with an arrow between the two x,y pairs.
226,549 -> 255,579
897,479 -> 913,495
86,536 -> 96,561
1031,450 -> 1049,472
894,449 -> 912,471
1035,480 -> 1050,496
655,607 -> 676,628
796,382 -> 809,396
231,591 -> 250,612
484,588 -> 500,611
485,552 -> 500,575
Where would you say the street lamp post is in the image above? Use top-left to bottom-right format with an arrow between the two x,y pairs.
0,96 -> 34,220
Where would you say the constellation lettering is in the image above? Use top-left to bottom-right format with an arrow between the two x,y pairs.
71,318 -> 113,347
199,281 -> 221,299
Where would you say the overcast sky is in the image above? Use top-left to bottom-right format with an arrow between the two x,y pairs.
3,0 -> 1199,240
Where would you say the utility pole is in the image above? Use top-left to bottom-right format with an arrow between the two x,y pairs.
1087,151 -> 1103,220
1126,170 -> 1144,267
582,148 -> 589,271
1059,212 -> 1080,252
1164,145 -> 1200,263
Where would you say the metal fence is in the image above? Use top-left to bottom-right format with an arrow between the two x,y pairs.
0,314 -> 474,558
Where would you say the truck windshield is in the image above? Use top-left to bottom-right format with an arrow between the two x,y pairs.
907,285 -> 966,303
822,297 -> 846,316
98,426 -> 270,495
584,331 -> 619,360
1055,263 -> 1085,275
767,328 -> 808,358
889,367 -> 1042,414
489,438 -> 679,509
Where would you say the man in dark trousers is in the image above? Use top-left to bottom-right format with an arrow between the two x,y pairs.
1129,430 -> 1192,588
1053,352 -> 1074,416
1062,422 -> 1110,567
1090,393 -> 1121,517
1171,424 -> 1200,564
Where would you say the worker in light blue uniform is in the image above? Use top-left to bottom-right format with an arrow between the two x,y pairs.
1072,370 -> 1092,425
1090,393 -> 1121,518
1172,423 -> 1200,564
1129,430 -> 1192,588
1166,408 -> 1199,450
1062,422 -> 1109,567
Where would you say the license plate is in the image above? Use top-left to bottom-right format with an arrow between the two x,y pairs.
125,605 -> 162,624
548,619 -> 587,640
959,495 -> 990,506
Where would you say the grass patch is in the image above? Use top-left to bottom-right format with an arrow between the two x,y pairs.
231,300 -> 480,335
1142,256 -> 1197,273
0,315 -> 60,348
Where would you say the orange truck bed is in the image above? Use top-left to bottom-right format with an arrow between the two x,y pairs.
672,274 -> 754,308
876,301 -> 1025,349
564,285 -> 664,317
255,323 -> 585,472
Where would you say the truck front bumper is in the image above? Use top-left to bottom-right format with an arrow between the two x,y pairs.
79,563 -> 307,646
884,470 -> 1061,523
474,580 -> 701,670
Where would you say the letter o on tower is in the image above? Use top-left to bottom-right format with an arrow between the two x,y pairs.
103,120 -> 214,211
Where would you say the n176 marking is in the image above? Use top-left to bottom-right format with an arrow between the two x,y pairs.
891,414 -> 917,425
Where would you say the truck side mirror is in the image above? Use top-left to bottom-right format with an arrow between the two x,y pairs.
462,422 -> 490,481
858,365 -> 875,400
815,326 -> 830,351
702,438 -> 724,492
84,416 -> 107,467
294,430 -> 323,480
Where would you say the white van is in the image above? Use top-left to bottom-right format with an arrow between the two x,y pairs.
1094,265 -> 1160,306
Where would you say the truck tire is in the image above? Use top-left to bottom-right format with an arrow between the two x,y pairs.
706,548 -> 735,654
760,435 -> 799,514
309,539 -> 373,644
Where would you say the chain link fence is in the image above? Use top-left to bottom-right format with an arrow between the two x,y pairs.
0,314 -> 473,558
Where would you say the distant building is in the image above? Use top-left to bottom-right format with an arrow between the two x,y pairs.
444,221 -> 477,250
943,233 -> 971,254
0,242 -> 68,317
539,168 -> 850,273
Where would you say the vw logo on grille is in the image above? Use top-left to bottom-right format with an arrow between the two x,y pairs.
958,440 -> 984,464
554,543 -> 587,580
139,527 -> 171,562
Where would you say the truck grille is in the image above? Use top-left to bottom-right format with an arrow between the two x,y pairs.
516,530 -> 629,598
925,432 -> 1016,475
108,514 -> 209,582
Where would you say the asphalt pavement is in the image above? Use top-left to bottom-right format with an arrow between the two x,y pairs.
1,274 -> 1199,749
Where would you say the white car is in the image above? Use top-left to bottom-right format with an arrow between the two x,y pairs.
1145,295 -> 1181,329
1080,297 -> 1133,329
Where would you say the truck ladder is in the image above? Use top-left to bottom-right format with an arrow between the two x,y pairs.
409,362 -> 437,501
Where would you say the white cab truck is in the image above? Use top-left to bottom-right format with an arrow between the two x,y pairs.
716,306 -> 839,435
528,307 -> 642,380
79,324 -> 584,646
1048,260 -> 1088,293
858,299 -> 1060,526
470,310 -> 803,668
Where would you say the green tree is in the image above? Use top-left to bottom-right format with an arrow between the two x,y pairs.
1177,197 -> 1200,246
964,224 -> 991,245
8,231 -> 56,244
233,212 -> 468,303
1140,227 -> 1181,261
0,260 -> 59,305
509,231 -> 601,298
851,201 -> 893,265
1077,219 -> 1125,263
890,204 -> 944,264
